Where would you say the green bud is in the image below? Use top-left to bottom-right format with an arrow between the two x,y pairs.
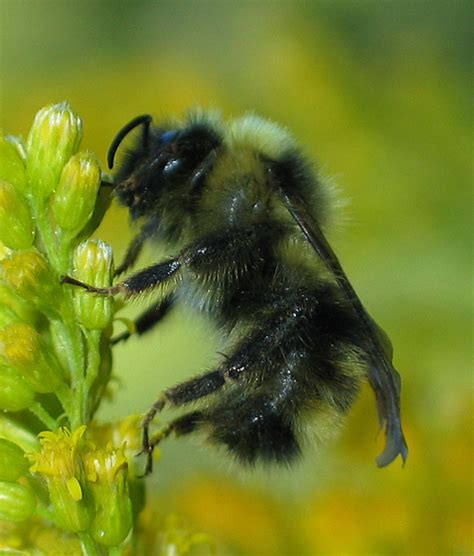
0,135 -> 27,193
0,180 -> 34,249
0,363 -> 35,411
84,446 -> 132,546
0,282 -> 39,325
0,322 -> 64,393
0,416 -> 39,454
0,480 -> 36,522
72,240 -> 114,330
28,427 -> 91,532
1,248 -> 61,314
26,102 -> 82,202
0,304 -> 23,329
0,439 -> 29,481
52,152 -> 101,233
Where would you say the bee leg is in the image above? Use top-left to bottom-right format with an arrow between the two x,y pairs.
140,369 -> 228,475
111,295 -> 174,345
114,216 -> 160,277
142,411 -> 204,476
189,149 -> 218,191
61,256 -> 181,297
114,234 -> 145,278
63,227 -> 264,298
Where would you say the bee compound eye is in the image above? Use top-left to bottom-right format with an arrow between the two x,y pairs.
159,130 -> 178,145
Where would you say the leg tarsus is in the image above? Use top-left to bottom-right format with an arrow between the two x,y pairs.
60,275 -> 119,295
137,397 -> 166,477
140,411 -> 204,477
140,398 -> 166,453
111,296 -> 174,345
138,369 -> 228,476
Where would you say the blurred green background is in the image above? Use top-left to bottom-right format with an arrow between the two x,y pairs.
1,1 -> 472,554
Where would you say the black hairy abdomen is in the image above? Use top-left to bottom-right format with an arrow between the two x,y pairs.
199,280 -> 365,465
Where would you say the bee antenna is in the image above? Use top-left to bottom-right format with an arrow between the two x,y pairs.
107,114 -> 152,170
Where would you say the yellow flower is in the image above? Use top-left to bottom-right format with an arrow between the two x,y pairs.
84,444 -> 132,546
28,427 -> 92,532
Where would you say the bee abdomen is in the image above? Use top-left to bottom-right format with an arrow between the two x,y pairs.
207,394 -> 301,465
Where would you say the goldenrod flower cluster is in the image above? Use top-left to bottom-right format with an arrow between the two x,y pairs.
0,104 -> 213,555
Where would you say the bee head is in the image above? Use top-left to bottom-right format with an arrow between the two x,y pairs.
112,112 -> 223,222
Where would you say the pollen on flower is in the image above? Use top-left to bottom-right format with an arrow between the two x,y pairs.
84,443 -> 128,484
66,477 -> 83,502
28,426 -> 87,478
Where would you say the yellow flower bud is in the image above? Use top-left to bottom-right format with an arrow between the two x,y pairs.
0,322 -> 64,393
72,240 -> 113,330
0,180 -> 34,249
0,135 -> 27,193
0,439 -> 29,481
1,248 -> 61,314
26,102 -> 82,202
0,363 -> 36,411
0,282 -> 39,326
84,445 -> 132,546
0,481 -> 36,523
28,427 -> 92,532
52,152 -> 101,233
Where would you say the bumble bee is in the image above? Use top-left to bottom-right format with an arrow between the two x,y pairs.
63,109 -> 408,475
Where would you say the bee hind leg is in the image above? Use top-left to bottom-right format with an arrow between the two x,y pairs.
142,411 -> 205,476
140,369 -> 228,475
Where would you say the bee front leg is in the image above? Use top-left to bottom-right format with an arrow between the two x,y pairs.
114,217 -> 160,277
60,257 -> 181,298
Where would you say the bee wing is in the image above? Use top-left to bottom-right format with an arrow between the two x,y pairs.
278,189 -> 408,467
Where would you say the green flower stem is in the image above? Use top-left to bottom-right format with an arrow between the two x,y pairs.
57,230 -> 75,276
29,402 -> 58,430
54,296 -> 87,428
82,329 -> 102,422
55,382 -> 74,422
50,317 -> 84,384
